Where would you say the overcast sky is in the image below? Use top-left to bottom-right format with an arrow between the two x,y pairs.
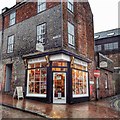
0,0 -> 119,33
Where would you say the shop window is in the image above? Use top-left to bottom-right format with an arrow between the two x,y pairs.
27,62 -> 47,97
37,0 -> 46,13
52,68 -> 67,72
72,64 -> 88,97
52,61 -> 67,67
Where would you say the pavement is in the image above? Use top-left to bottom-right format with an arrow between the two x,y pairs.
0,93 -> 120,119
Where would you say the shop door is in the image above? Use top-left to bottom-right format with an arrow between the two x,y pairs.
5,64 -> 12,92
53,72 -> 66,104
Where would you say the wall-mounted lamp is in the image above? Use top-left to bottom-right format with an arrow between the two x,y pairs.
23,59 -> 28,69
45,55 -> 50,67
70,56 -> 74,68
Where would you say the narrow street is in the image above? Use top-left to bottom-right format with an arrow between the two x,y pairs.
1,105 -> 44,119
1,94 -> 120,119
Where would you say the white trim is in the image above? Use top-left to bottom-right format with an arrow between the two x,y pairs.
28,57 -> 46,64
26,94 -> 46,97
73,94 -> 89,98
50,54 -> 70,62
74,58 -> 87,67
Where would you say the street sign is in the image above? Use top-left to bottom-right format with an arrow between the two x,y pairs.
94,70 -> 100,78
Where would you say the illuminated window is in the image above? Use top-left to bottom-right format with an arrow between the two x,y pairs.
72,64 -> 88,97
27,62 -> 47,97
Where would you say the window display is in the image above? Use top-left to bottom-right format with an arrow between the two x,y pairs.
27,62 -> 47,97
72,64 -> 88,97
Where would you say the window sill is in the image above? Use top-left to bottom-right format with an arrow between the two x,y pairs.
26,94 -> 46,98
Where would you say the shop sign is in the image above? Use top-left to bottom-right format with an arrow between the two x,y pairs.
94,70 -> 100,78
100,61 -> 108,68
13,86 -> 24,100
36,43 -> 44,52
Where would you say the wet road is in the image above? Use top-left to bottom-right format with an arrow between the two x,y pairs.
1,105 -> 43,118
1,94 -> 120,118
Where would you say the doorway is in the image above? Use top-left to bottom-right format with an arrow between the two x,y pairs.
5,64 -> 12,92
53,72 -> 66,103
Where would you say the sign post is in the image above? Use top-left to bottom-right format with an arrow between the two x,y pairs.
94,70 -> 100,101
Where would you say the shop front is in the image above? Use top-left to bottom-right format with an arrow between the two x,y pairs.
24,53 -> 90,104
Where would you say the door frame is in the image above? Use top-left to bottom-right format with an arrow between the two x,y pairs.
5,64 -> 12,92
52,71 -> 67,104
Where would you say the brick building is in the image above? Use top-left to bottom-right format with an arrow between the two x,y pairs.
0,0 -> 95,104
95,28 -> 120,95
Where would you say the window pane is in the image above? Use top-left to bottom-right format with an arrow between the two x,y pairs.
28,67 -> 47,95
37,0 -> 46,13
113,42 -> 118,49
72,69 -> 88,96
68,22 -> 75,46
37,23 -> 46,43
9,12 -> 16,26
67,0 -> 74,12
7,35 -> 14,53
52,62 -> 67,67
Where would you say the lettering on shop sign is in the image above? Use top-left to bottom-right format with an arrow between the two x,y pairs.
100,61 -> 108,68
13,86 -> 24,100
53,35 -> 61,40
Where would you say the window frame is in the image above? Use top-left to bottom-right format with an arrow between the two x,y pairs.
68,22 -> 75,46
7,35 -> 14,53
37,0 -> 46,13
9,11 -> 16,26
67,0 -> 74,13
72,63 -> 89,98
27,62 -> 47,97
36,23 -> 47,44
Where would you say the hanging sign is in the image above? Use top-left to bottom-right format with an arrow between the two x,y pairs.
36,43 -> 44,52
13,86 -> 24,100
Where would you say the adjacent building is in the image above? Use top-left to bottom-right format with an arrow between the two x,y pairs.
1,0 -> 95,104
95,28 -> 120,95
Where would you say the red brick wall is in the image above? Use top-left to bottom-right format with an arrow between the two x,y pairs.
98,71 -> 114,98
62,2 -> 94,58
4,2 -> 60,29
16,2 -> 37,23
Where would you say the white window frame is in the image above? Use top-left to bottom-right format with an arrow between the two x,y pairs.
67,0 -> 74,12
7,35 -> 14,53
26,63 -> 47,98
9,12 -> 16,26
68,22 -> 75,46
37,23 -> 46,44
37,0 -> 46,13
